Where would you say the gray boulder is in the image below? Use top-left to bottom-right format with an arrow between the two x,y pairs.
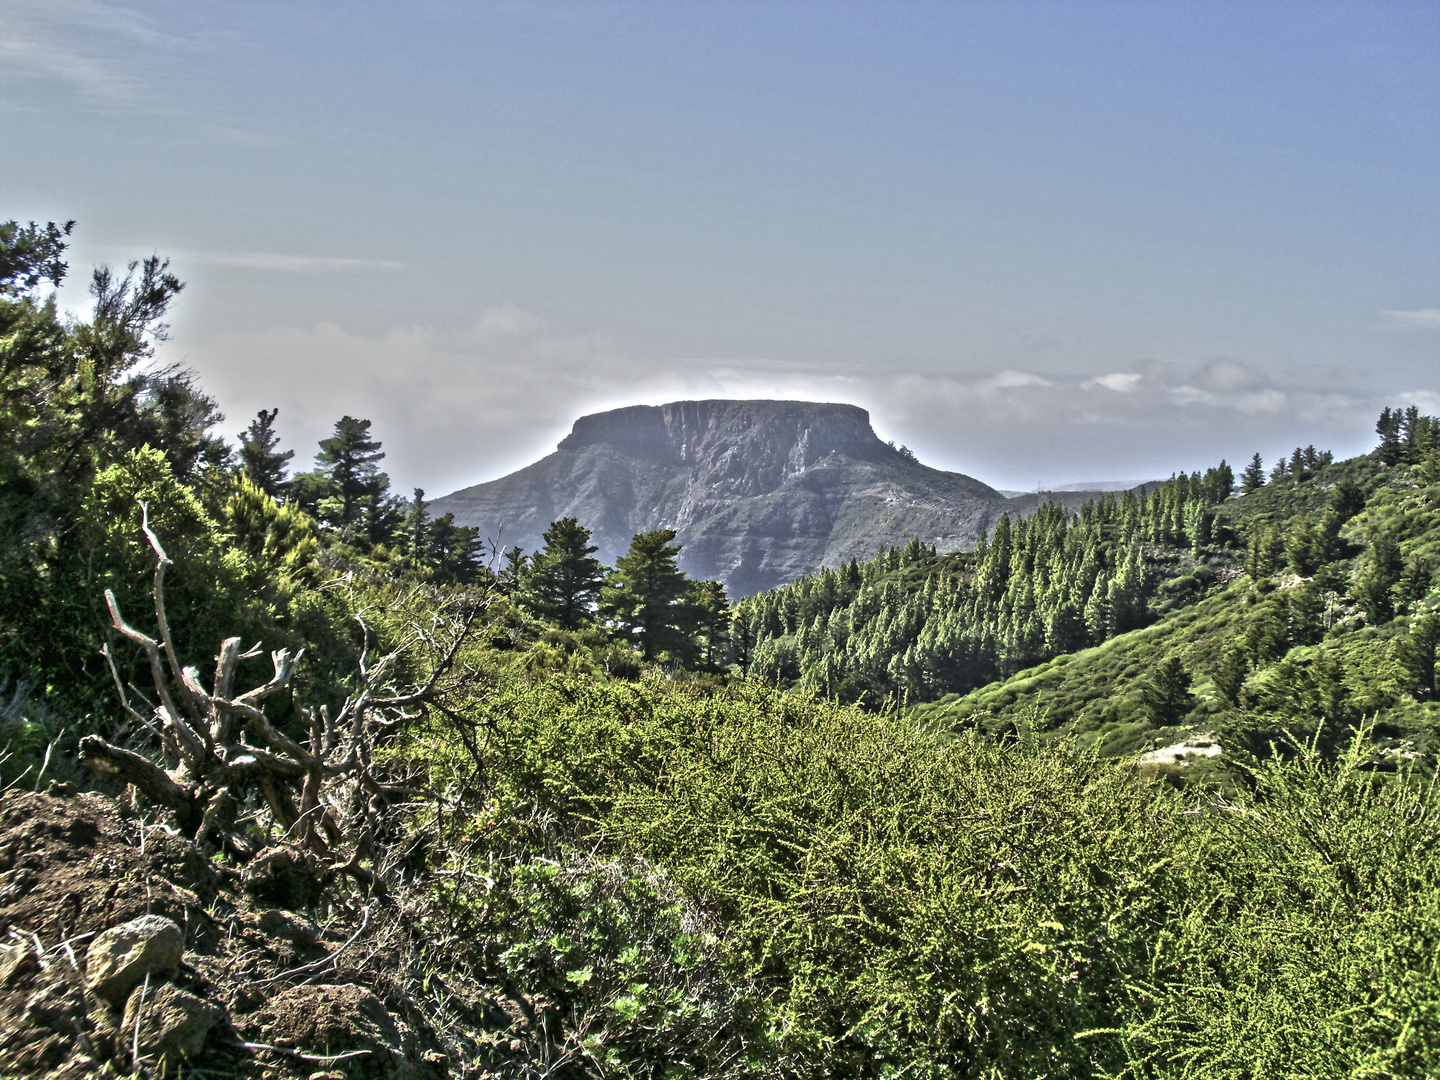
85,914 -> 183,1008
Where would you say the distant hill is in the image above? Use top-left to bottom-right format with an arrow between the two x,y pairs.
431,399 -> 1019,594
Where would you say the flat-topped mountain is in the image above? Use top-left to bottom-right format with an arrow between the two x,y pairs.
431,399 -> 1012,594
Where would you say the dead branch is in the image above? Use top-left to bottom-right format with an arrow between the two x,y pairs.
83,513 -> 489,896
77,735 -> 189,809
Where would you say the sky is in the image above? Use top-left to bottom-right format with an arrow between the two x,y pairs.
4,0 -> 1438,495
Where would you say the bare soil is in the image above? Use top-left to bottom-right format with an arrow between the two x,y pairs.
0,788 -> 451,1078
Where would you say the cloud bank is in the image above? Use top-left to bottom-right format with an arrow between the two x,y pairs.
170,306 -> 1432,496
1383,308 -> 1440,328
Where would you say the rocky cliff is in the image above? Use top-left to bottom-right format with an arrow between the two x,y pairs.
430,400 -> 1011,594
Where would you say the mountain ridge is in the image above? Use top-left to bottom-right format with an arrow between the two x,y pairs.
431,399 -> 1011,594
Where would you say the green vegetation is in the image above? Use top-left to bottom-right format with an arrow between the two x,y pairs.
407,671 -> 1440,1077
3,218 -> 1438,1076
741,463 -> 1238,706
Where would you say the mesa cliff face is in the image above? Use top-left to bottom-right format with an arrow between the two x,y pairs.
430,399 -> 1009,594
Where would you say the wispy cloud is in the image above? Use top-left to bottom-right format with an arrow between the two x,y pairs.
167,308 -> 1422,495
1382,308 -> 1440,328
178,251 -> 403,274
0,0 -> 169,102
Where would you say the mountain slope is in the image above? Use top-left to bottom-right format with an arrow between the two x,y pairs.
431,399 -> 1011,593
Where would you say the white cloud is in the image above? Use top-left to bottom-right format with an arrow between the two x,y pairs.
1193,357 -> 1269,393
990,370 -> 1054,390
1382,308 -> 1440,328
176,250 -> 402,274
1084,372 -> 1143,393
166,307 -> 1408,496
1400,389 -> 1440,414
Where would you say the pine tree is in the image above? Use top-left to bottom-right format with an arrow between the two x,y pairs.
1397,613 -> 1440,700
730,601 -> 755,675
1241,453 -> 1266,494
518,518 -> 606,630
1352,533 -> 1404,624
430,514 -> 485,583
237,408 -> 293,499
1141,656 -> 1194,725
407,488 -> 430,559
602,530 -> 695,660
1376,407 -> 1403,465
314,416 -> 386,532
1212,647 -> 1249,708
693,579 -> 731,669
1203,460 -> 1234,503
1286,515 -> 1320,577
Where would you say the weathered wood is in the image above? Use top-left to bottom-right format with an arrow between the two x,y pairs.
98,510 -> 488,897
78,735 -> 191,809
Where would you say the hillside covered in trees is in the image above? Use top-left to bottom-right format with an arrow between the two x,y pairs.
2,220 -> 1438,1078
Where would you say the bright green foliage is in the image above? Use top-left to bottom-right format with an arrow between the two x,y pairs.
413,673 -> 1440,1078
1108,740 -> 1440,1079
518,517 -> 607,629
746,467 -> 1235,705
224,474 -> 320,588
602,529 -> 696,660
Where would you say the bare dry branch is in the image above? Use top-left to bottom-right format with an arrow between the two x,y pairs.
212,636 -> 242,704
78,735 -> 189,808
88,516 -> 489,900
140,503 -> 204,728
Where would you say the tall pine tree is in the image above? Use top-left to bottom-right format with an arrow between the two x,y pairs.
314,416 -> 386,532
237,408 -> 293,499
518,518 -> 606,630
602,530 -> 695,660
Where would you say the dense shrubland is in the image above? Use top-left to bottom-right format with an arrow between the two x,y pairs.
402,671 -> 1440,1077
3,219 -> 1438,1077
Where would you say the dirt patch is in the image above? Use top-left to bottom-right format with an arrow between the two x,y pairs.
0,788 -> 455,1078
243,982 -> 445,1079
0,790 -> 194,942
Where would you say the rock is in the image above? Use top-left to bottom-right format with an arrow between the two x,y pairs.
258,908 -> 319,946
85,914 -> 183,1008
243,845 -> 329,909
429,399 -> 1009,595
0,942 -> 38,987
244,983 -> 443,1079
120,981 -> 223,1066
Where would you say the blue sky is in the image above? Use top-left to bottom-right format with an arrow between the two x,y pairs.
4,0 -> 1437,493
